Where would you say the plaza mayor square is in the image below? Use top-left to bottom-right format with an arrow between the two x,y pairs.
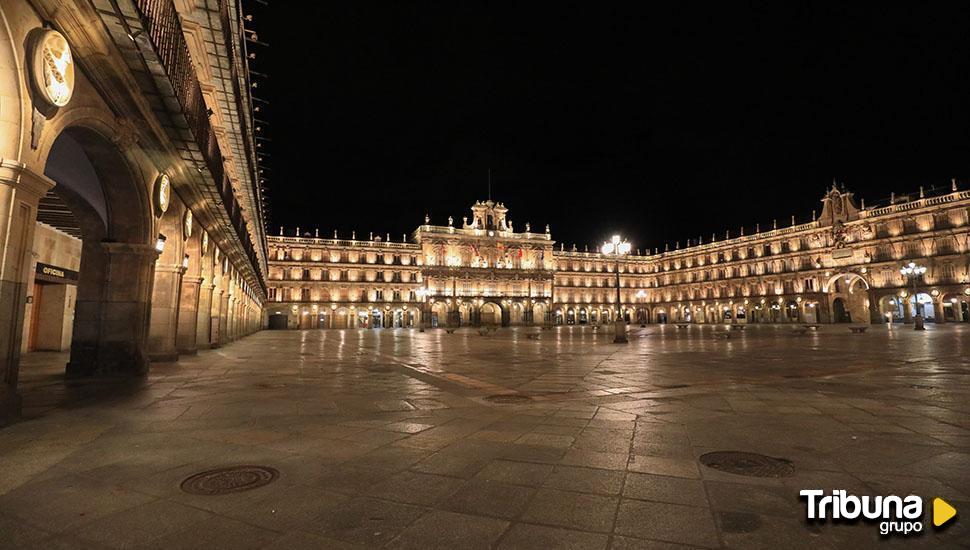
0,2 -> 968,549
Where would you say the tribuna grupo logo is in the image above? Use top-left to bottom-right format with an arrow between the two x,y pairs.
800,490 -> 958,536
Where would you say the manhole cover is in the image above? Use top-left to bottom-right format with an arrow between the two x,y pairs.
180,466 -> 279,495
699,451 -> 794,478
484,394 -> 532,404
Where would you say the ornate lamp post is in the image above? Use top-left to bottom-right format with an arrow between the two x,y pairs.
415,287 -> 428,332
602,235 -> 632,343
900,262 -> 927,331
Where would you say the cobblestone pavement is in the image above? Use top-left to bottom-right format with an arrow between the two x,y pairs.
1,324 -> 968,549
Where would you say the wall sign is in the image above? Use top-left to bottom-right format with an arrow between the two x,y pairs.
35,262 -> 79,284
31,29 -> 75,109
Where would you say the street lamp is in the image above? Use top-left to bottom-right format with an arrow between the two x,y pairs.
602,234 -> 632,343
900,262 -> 927,330
415,288 -> 428,332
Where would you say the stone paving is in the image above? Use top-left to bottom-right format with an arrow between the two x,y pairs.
1,324 -> 969,549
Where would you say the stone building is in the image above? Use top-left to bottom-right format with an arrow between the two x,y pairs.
266,187 -> 970,329
0,0 -> 268,423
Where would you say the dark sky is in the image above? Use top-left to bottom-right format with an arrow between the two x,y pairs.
252,4 -> 968,252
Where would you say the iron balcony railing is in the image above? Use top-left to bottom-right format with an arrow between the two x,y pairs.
133,0 -> 263,283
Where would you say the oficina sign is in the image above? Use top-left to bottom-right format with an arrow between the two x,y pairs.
34,262 -> 79,284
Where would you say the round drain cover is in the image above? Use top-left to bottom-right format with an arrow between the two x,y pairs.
181,465 -> 279,495
484,394 -> 532,404
699,451 -> 794,478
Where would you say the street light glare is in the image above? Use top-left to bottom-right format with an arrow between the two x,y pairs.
611,235 -> 621,245
601,243 -> 615,254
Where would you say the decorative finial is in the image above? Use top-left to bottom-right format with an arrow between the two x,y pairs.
295,226 -> 300,236
334,229 -> 338,238
952,178 -> 958,192
425,213 -> 430,224
791,215 -> 795,226
812,209 -> 816,221
352,230 -> 356,240
545,224 -> 551,233
525,222 -> 531,232
386,233 -> 390,242
314,228 -> 319,238
448,216 -> 453,227
772,219 -> 777,230
369,231 -> 373,240
919,186 -> 925,199
890,192 -> 895,204
860,198 -> 865,209
279,226 -> 283,236
740,226 -> 744,236
584,244 -> 588,252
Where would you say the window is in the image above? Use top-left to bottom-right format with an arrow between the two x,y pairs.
804,278 -> 815,291
375,289 -> 384,301
393,290 -> 402,301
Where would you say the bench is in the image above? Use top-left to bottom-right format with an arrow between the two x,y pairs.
526,333 -> 540,340
713,331 -> 731,340
803,324 -> 821,330
849,326 -> 868,334
729,324 -> 746,331
445,328 -> 456,334
675,323 -> 690,329
478,326 -> 497,336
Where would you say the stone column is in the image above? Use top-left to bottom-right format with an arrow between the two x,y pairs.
0,163 -> 54,422
176,276 -> 202,354
147,264 -> 185,362
196,282 -> 214,349
868,290 -> 883,324
210,287 -> 223,348
67,243 -> 157,377
218,291 -> 230,345
934,297 -> 946,324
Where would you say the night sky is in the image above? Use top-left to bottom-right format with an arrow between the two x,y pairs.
252,4 -> 968,253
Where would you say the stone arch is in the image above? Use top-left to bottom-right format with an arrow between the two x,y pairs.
824,272 -> 870,324
480,301 -> 503,326
431,301 -> 449,328
0,5 -> 24,161
43,124 -> 156,376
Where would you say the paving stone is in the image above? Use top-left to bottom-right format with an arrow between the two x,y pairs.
615,499 -> 720,548
497,523 -> 609,549
385,510 -> 508,550
520,488 -> 619,532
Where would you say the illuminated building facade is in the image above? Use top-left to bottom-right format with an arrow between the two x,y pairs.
265,186 -> 970,329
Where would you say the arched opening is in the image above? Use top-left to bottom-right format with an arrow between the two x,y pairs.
878,295 -> 902,322
431,301 -> 448,327
333,307 -> 350,329
908,293 -> 935,321
832,298 -> 850,323
532,303 -> 546,325
480,302 -> 501,326
941,294 -> 969,322
825,273 -> 871,325
35,126 -> 153,376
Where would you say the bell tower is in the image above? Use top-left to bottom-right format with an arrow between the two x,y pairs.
466,200 -> 510,231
